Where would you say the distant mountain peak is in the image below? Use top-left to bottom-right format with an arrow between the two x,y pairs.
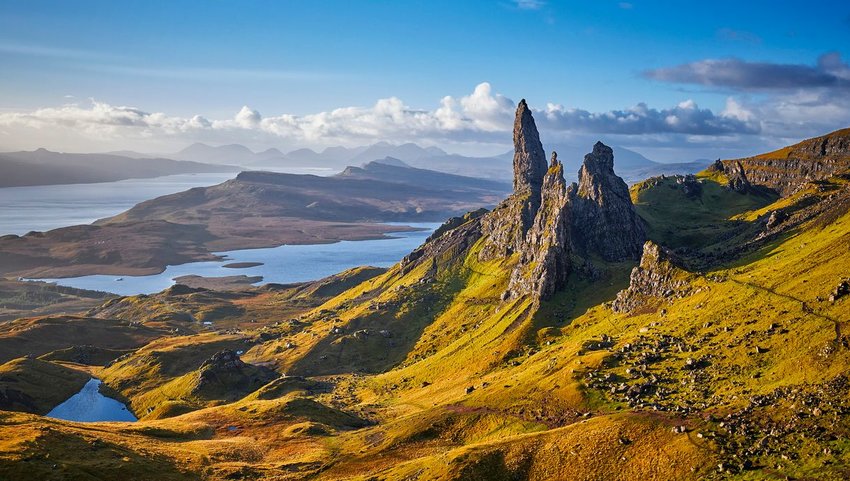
368,157 -> 410,168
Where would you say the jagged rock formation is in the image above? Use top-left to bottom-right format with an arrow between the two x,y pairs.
507,153 -> 572,300
677,174 -> 702,198
722,127 -> 850,196
478,101 -> 644,301
569,142 -> 646,261
725,160 -> 752,194
479,100 -> 547,260
511,99 -> 548,197
454,97 -> 648,303
611,241 -> 692,313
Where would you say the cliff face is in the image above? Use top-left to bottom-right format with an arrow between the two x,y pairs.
511,99 -> 548,198
448,99 -> 645,302
723,128 -> 850,196
569,142 -> 646,261
507,154 -> 572,301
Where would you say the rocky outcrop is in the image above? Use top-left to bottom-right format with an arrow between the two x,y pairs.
569,142 -> 646,261
476,102 -> 644,302
725,160 -> 752,194
507,153 -> 572,300
722,128 -> 850,196
193,350 -> 277,398
611,241 -> 691,313
401,211 -> 483,276
677,174 -> 702,198
479,100 -> 548,260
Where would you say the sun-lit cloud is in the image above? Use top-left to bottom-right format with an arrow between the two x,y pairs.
540,99 -> 758,136
0,82 -> 778,156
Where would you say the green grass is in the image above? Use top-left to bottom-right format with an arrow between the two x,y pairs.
632,175 -> 776,257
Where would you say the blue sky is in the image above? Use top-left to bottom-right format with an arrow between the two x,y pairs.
1,0 -> 849,160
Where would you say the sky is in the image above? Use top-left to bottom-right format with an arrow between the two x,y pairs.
0,0 -> 849,161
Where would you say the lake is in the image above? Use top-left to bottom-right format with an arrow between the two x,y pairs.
46,378 -> 137,422
0,167 -> 338,236
0,173 -> 238,235
4,173 -> 439,296
33,223 -> 438,296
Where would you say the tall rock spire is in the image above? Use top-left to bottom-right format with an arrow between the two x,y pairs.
512,99 -> 548,197
478,99 -> 548,260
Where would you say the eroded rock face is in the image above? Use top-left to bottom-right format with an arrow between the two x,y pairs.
512,99 -> 548,197
611,241 -> 691,313
508,153 -> 572,300
569,142 -> 646,261
722,128 -> 850,196
725,160 -> 752,194
479,100 -> 548,260
401,213 -> 483,276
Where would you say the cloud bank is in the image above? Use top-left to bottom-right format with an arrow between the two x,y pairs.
2,50 -> 849,160
0,82 -> 763,153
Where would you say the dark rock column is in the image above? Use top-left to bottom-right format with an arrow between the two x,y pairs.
507,152 -> 572,301
569,141 -> 646,261
479,99 -> 549,260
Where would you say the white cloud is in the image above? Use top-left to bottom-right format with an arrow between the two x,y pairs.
234,106 -> 262,129
0,81 -> 844,158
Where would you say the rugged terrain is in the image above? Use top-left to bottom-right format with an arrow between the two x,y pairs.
0,103 -> 849,480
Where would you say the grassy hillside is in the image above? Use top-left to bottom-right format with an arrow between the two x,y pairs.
1,160 -> 849,479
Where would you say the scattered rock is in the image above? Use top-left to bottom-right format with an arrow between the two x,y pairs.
828,279 -> 849,302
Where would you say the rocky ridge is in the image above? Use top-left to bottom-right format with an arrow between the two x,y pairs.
722,127 -> 850,196
478,100 -> 548,261
507,153 -> 572,301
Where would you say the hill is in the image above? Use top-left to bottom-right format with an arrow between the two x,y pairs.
0,149 -> 240,187
0,104 -> 849,480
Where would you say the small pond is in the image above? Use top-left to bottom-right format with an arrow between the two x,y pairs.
46,378 -> 137,422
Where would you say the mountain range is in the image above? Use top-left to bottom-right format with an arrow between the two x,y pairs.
115,140 -> 711,184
